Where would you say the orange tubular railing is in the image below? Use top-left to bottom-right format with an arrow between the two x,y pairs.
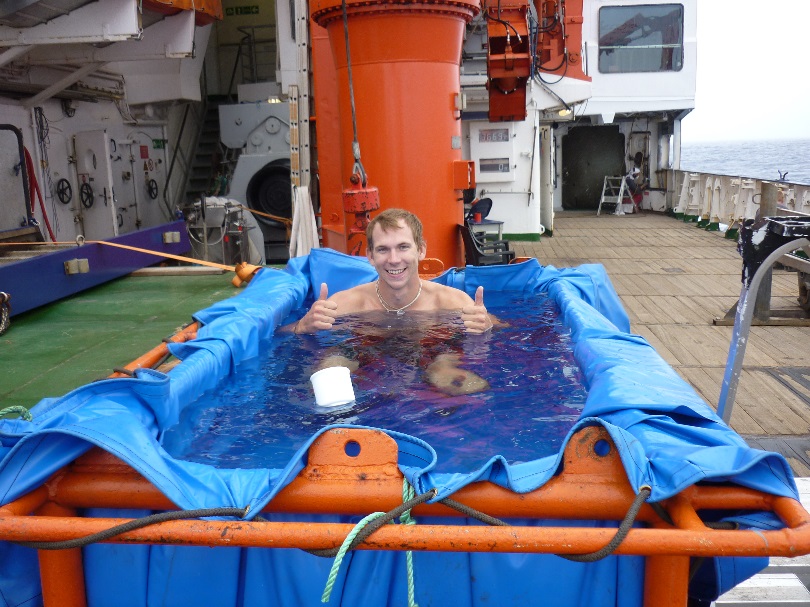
107,322 -> 199,379
2,426 -> 810,607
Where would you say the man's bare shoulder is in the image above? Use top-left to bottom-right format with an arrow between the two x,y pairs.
421,281 -> 474,309
329,282 -> 378,316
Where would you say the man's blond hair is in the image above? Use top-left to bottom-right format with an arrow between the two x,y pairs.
366,208 -> 425,250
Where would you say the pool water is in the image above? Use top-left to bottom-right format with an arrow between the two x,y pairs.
161,291 -> 588,472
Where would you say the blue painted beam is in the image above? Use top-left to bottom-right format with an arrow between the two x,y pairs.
0,221 -> 193,317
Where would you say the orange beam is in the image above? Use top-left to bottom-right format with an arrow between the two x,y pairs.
142,0 -> 223,24
2,515 -> 810,558
644,556 -> 690,607
2,428 -> 810,559
36,502 -> 87,607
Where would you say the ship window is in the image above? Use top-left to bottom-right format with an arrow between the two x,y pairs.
598,4 -> 684,73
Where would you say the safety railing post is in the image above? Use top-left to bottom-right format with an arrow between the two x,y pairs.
37,502 -> 87,607
644,555 -> 689,607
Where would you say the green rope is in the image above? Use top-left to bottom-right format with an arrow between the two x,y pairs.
0,406 -> 32,421
320,479 -> 422,605
321,511 -> 387,603
400,479 -> 419,607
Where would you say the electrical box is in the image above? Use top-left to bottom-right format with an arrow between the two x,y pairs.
469,122 -> 516,183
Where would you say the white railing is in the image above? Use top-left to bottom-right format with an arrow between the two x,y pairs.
670,170 -> 810,225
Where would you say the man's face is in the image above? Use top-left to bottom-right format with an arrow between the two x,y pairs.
367,220 -> 426,290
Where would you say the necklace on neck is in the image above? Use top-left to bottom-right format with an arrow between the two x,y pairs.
376,280 -> 422,315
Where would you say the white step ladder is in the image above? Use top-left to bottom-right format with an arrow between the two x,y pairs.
597,176 -> 630,216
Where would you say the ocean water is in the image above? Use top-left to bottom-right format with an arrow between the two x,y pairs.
681,139 -> 810,185
161,292 -> 587,472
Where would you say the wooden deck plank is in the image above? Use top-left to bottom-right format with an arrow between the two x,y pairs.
524,211 -> 810,440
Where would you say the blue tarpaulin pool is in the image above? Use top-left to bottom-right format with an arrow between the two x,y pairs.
0,249 -> 799,606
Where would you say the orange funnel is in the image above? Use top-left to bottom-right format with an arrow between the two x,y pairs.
311,0 -> 479,266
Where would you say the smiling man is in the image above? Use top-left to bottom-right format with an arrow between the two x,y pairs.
292,208 -> 493,334
290,208 -> 493,395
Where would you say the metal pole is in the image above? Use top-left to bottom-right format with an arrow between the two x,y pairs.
718,237 -> 810,423
753,183 -> 778,320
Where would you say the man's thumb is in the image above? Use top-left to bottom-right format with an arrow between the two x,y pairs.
474,285 -> 485,306
319,283 -> 329,300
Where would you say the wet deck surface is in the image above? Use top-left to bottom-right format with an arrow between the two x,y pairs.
515,211 -> 810,475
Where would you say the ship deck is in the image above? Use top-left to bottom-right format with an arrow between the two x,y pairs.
3,211 -> 810,604
3,211 -> 809,473
519,211 -> 810,476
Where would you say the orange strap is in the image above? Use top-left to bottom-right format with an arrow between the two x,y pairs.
237,205 -> 292,227
0,240 -> 261,286
0,240 -> 233,271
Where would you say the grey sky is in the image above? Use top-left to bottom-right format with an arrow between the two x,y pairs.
681,1 -> 810,142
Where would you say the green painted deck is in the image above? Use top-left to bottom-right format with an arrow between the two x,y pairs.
1,273 -> 236,409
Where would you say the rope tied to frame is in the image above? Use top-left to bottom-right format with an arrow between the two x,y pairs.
320,511 -> 387,603
321,479 -> 424,605
0,406 -> 32,421
400,480 -> 419,607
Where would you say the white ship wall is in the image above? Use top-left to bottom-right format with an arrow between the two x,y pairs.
0,96 -> 177,242
0,9 -> 211,242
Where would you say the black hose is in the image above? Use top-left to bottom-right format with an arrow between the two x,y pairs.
15,507 -> 251,551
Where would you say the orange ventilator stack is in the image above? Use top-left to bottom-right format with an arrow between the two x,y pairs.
310,0 -> 479,266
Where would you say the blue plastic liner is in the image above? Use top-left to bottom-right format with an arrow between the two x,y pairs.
0,249 -> 799,607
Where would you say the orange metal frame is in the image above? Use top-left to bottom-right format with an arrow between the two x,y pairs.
107,321 -> 198,379
142,0 -> 222,25
2,426 -> 810,607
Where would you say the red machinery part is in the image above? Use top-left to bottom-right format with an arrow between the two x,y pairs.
23,148 -> 56,242
486,0 -> 531,122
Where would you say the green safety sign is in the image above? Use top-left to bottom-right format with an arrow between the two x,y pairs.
225,6 -> 260,15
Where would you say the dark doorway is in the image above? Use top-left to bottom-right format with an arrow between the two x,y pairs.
561,126 -> 625,210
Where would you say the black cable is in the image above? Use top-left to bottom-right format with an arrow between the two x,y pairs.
439,497 -> 508,526
34,106 -> 59,237
15,507 -> 251,551
7,487 -> 738,559
649,501 -> 674,526
340,0 -> 367,187
483,12 -> 522,41
559,487 -> 651,562
307,487 -> 651,563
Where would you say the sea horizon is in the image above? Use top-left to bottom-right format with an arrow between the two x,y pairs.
680,138 -> 810,185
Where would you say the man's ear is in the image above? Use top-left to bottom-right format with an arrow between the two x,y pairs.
418,241 -> 427,260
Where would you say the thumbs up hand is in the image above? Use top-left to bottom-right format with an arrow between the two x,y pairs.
294,283 -> 339,334
461,286 -> 494,333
